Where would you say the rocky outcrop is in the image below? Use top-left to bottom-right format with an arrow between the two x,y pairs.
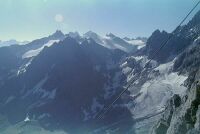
136,10 -> 200,64
151,10 -> 200,134
152,70 -> 200,134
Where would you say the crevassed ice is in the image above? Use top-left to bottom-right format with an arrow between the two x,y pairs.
131,60 -> 187,119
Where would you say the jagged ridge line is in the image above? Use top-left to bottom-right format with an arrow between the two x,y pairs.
95,0 -> 200,123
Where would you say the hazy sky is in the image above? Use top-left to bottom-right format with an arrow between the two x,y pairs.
0,0 -> 200,41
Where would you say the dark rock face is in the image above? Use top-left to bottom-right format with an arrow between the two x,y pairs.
151,10 -> 200,134
137,29 -> 191,63
151,34 -> 200,134
136,11 -> 200,64
153,81 -> 200,134
172,94 -> 182,108
0,37 -> 133,133
0,47 -> 22,80
173,38 -> 200,90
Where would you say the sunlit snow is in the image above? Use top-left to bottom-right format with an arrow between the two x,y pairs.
22,40 -> 60,59
130,60 -> 187,119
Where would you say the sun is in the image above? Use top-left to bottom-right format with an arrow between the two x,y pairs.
55,14 -> 64,23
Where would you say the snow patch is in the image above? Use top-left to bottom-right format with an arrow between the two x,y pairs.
38,113 -> 51,120
83,109 -> 91,121
104,72 -> 122,99
154,60 -> 174,74
23,76 -> 57,99
82,98 -> 103,121
133,56 -> 144,62
122,66 -> 132,75
22,40 -> 60,59
91,98 -> 103,114
125,39 -> 146,49
112,43 -> 128,52
24,115 -> 30,122
17,59 -> 33,75
5,96 -> 15,104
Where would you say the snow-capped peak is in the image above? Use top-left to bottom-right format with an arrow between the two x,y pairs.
48,30 -> 65,40
82,31 -> 141,52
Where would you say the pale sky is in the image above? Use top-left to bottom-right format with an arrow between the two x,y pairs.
0,0 -> 200,41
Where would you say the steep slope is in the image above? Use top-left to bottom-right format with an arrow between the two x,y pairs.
21,30 -> 65,56
143,11 -> 200,134
119,55 -> 187,134
118,10 -> 200,134
152,35 -> 200,134
0,30 -> 66,81
0,9 -> 200,134
0,37 -> 134,133
137,10 -> 200,63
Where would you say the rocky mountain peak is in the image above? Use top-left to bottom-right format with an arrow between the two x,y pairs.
49,30 -> 65,40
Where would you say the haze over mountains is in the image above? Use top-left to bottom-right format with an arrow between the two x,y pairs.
0,40 -> 29,47
0,10 -> 200,134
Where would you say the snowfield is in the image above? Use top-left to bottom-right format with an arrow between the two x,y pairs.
120,57 -> 188,134
22,40 -> 60,59
125,39 -> 146,49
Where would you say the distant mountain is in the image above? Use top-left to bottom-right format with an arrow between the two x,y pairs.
123,36 -> 148,42
135,37 -> 148,42
83,31 -> 145,52
67,31 -> 81,38
0,39 -> 29,47
123,37 -> 146,49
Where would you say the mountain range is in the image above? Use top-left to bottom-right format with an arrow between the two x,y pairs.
0,10 -> 200,134
0,39 -> 29,47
